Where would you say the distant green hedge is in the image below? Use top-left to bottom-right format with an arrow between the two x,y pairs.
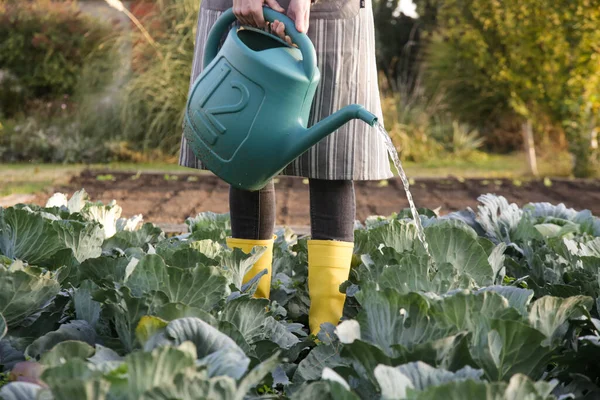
0,0 -> 114,115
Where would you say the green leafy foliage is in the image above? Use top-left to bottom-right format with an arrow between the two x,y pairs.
117,0 -> 199,154
424,0 -> 600,176
2,191 -> 600,398
0,264 -> 60,329
0,0 -> 115,114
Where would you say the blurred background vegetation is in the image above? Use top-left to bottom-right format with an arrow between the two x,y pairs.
0,0 -> 599,177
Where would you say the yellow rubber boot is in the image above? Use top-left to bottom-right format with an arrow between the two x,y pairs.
226,236 -> 275,299
308,239 -> 354,335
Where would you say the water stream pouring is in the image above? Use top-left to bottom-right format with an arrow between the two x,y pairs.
376,122 -> 431,258
183,7 -> 378,192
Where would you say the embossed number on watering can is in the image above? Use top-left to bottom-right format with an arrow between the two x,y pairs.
192,64 -> 249,144
188,60 -> 264,160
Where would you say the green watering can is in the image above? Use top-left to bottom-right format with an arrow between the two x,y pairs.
183,7 -> 378,191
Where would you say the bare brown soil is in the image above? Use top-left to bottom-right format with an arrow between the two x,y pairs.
32,170 -> 600,228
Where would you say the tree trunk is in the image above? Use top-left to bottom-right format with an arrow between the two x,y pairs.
522,120 -> 539,176
567,117 -> 597,178
571,135 -> 594,178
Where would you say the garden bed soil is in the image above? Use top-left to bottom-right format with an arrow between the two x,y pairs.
32,170 -> 600,229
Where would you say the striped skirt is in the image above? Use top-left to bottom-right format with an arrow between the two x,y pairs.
178,0 -> 393,181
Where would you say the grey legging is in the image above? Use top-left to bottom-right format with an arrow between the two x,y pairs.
229,179 -> 355,242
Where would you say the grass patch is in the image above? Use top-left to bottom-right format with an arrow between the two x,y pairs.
0,162 -> 206,197
0,181 -> 53,197
399,151 -> 574,179
0,165 -> 74,197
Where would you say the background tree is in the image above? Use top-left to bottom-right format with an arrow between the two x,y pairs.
372,0 -> 421,94
421,0 -> 600,177
412,0 -> 439,33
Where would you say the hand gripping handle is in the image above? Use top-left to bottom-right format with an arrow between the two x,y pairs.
203,7 -> 317,80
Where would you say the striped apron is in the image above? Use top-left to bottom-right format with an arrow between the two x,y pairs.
178,0 -> 393,181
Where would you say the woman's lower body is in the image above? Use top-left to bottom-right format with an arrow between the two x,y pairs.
230,179 -> 355,242
228,179 -> 356,334
179,0 -> 393,334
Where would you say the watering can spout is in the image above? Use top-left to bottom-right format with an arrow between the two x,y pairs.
293,104 -> 378,159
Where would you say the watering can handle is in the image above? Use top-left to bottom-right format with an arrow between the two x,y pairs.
203,7 -> 317,80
